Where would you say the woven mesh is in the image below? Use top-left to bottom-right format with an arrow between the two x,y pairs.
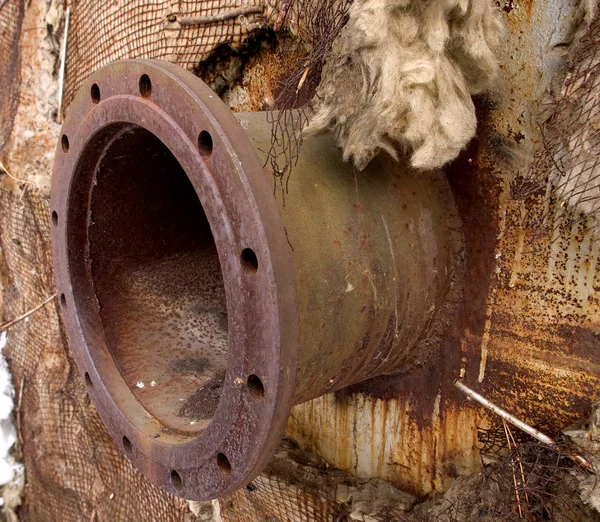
220,475 -> 348,521
0,189 -> 202,522
0,1 -> 359,520
0,0 -> 23,154
64,0 -> 276,112
514,11 -> 600,238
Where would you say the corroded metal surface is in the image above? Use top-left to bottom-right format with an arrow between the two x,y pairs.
50,60 -> 462,499
240,112 -> 464,404
287,0 -> 600,498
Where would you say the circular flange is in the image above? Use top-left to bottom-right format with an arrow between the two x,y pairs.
50,60 -> 298,499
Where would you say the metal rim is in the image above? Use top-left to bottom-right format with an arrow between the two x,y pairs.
50,59 -> 298,499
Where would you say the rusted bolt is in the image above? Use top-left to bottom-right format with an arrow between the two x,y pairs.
50,60 -> 463,500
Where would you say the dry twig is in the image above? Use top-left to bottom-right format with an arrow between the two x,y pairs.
0,294 -> 57,332
503,419 -> 524,518
506,421 -> 530,505
455,380 -> 594,472
178,6 -> 264,26
57,7 -> 70,123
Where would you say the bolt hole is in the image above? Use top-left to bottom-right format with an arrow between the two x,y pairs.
139,74 -> 152,98
61,135 -> 69,153
240,248 -> 258,273
170,470 -> 182,490
60,293 -> 67,307
247,374 -> 264,398
122,436 -> 132,453
51,211 -> 58,226
198,130 -> 213,157
91,83 -> 100,104
217,453 -> 231,476
84,372 -> 93,388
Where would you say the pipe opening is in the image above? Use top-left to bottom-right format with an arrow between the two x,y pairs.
86,125 -> 228,434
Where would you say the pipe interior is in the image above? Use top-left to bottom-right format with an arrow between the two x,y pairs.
88,125 -> 228,434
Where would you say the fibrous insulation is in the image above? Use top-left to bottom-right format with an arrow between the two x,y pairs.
305,0 -> 502,170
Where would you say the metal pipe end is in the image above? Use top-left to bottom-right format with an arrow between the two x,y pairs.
50,59 -> 298,500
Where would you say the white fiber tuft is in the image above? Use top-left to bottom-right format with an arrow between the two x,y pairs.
305,0 -> 503,170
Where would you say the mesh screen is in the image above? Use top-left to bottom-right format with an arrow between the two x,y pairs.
0,189 -> 202,521
0,0 -> 23,154
220,475 -> 348,521
64,0 -> 276,112
0,1 -> 358,520
514,12 -> 600,237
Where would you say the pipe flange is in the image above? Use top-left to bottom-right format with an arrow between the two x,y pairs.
50,60 -> 298,500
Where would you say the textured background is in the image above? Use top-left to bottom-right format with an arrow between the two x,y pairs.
1,0 -> 600,520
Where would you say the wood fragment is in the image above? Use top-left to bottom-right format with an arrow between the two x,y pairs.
503,419 -> 523,518
296,64 -> 310,92
57,7 -> 70,124
273,0 -> 292,32
178,6 -> 264,26
506,422 -> 530,505
0,294 -> 57,332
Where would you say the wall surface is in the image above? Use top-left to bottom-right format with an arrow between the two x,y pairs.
286,0 -> 600,497
1,1 -> 599,518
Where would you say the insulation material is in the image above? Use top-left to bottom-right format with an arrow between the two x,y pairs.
305,0 -> 502,170
218,440 -> 416,521
565,403 -> 600,513
0,0 -> 60,197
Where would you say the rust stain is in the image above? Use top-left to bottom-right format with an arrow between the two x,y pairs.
287,0 -> 597,499
225,33 -> 308,112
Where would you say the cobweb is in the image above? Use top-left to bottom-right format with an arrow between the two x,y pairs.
264,0 -> 352,197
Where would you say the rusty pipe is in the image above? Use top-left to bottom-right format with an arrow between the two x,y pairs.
50,60 -> 464,500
